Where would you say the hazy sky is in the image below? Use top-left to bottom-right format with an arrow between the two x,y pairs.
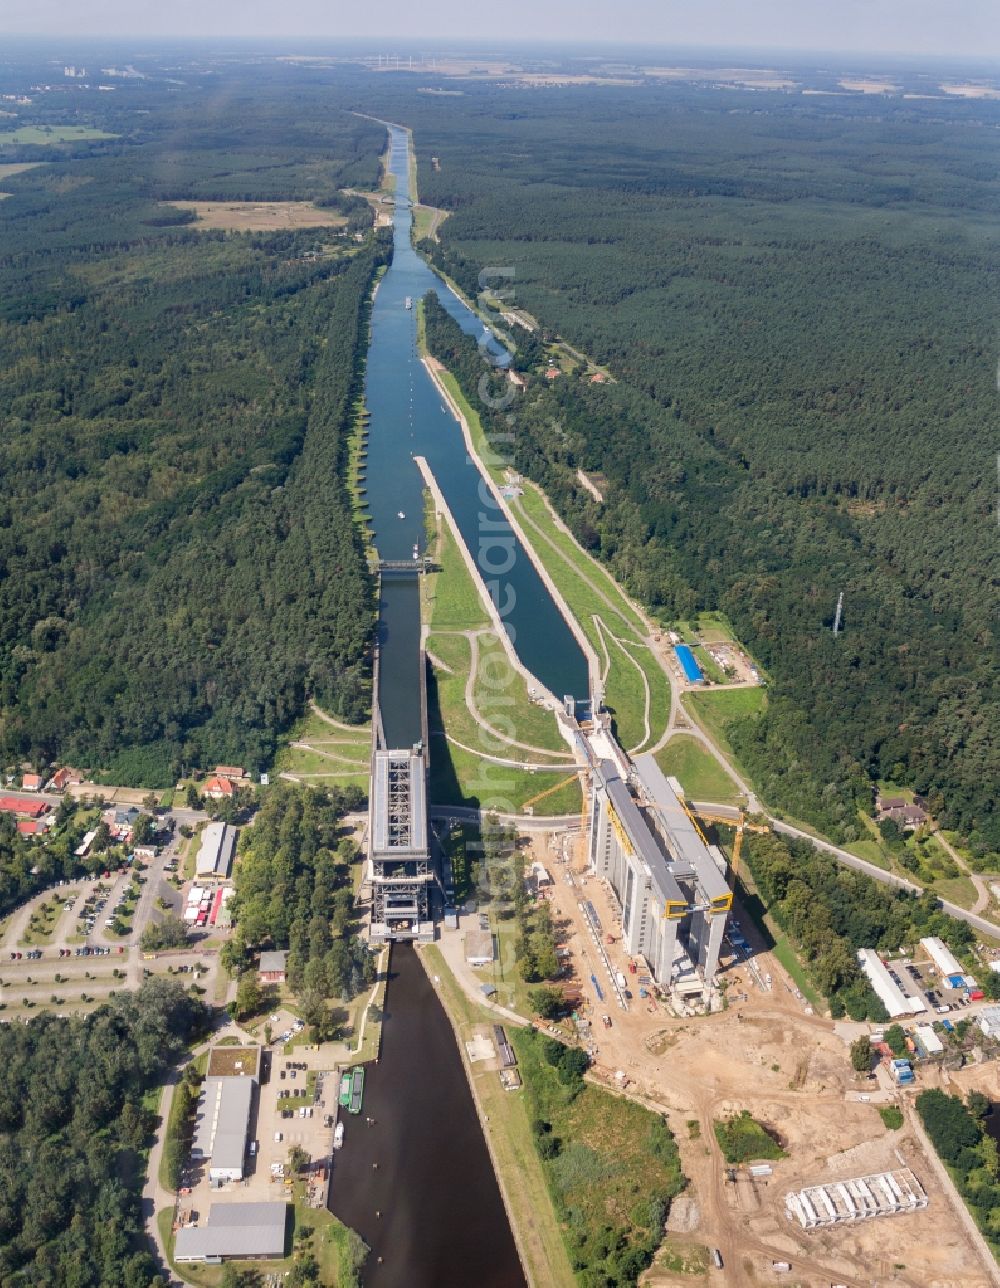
3,0 -> 999,58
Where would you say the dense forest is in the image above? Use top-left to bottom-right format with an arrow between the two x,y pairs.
406,80 -> 999,854
0,977 -> 204,1286
0,63 -> 387,784
223,784 -> 374,1035
917,1088 -> 1000,1252
743,830 -> 977,1019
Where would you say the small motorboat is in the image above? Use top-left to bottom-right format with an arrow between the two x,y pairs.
398,510 -> 405,519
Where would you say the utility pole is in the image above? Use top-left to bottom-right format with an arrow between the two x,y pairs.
833,591 -> 844,637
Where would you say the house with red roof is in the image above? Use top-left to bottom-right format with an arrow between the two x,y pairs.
0,797 -> 48,818
21,772 -> 42,791
17,819 -> 50,836
49,767 -> 82,791
203,776 -> 236,800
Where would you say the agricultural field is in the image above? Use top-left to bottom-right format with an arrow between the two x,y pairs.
0,125 -> 117,145
164,200 -> 348,232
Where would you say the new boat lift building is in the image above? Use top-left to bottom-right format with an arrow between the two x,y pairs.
586,743 -> 732,999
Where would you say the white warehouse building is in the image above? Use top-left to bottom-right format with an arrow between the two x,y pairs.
919,936 -> 962,979
857,949 -> 926,1018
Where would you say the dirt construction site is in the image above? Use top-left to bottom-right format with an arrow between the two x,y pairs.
509,828 -> 998,1288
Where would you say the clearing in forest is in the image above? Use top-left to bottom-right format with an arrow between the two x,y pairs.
0,125 -> 117,145
163,201 -> 347,232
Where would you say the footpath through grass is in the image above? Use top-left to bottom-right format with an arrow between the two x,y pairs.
431,358 -> 670,752
682,687 -> 767,768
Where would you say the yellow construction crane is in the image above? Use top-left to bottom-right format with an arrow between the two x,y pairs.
689,804 -> 770,885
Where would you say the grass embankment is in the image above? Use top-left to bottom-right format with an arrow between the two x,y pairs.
655,735 -> 742,805
273,707 -> 370,792
513,483 -> 671,752
430,362 -> 671,752
425,507 -> 581,814
512,1026 -> 686,1283
412,203 -> 448,241
681,687 -> 766,771
724,842 -> 826,1012
420,943 -> 577,1288
713,1109 -> 786,1163
427,657 -> 581,813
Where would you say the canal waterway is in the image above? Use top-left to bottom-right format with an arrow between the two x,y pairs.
327,944 -> 526,1288
366,123 -> 588,744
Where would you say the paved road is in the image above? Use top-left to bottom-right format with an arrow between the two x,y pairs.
770,817 -> 1000,938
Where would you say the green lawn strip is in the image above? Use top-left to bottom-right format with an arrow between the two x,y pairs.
428,633 -> 570,764
428,736 -> 581,813
770,939 -> 825,1012
276,747 -> 368,776
681,687 -> 766,782
655,736 -> 742,805
693,611 -> 738,645
427,518 -> 491,631
879,1105 -> 904,1130
420,943 -> 578,1288
845,838 -> 892,870
0,126 -> 118,144
472,640 -> 568,755
511,1025 -> 685,1280
713,1109 -> 786,1163
733,857 -> 826,1013
930,875 -> 979,910
690,645 -> 728,685
516,484 -> 647,637
433,361 -> 669,749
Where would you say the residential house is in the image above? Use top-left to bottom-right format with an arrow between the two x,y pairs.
258,950 -> 287,985
49,767 -> 82,791
21,772 -> 43,791
203,776 -> 236,800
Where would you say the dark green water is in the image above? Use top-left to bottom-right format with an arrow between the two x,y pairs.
368,124 -> 588,748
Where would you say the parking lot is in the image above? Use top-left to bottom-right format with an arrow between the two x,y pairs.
177,1044 -> 343,1225
883,954 -> 974,1015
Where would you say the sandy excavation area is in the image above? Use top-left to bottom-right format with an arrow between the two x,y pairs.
164,200 -> 346,231
534,843 -> 993,1287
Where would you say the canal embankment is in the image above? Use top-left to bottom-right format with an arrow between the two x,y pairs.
418,941 -> 577,1288
421,354 -> 601,702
